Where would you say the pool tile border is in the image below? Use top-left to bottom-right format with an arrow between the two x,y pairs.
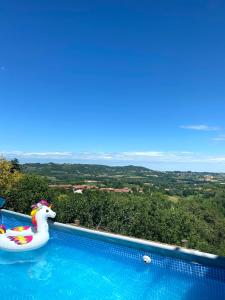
2,209 -> 225,269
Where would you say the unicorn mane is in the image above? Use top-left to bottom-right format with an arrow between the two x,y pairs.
31,200 -> 51,229
31,206 -> 38,228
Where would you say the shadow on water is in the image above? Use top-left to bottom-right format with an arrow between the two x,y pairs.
0,246 -> 47,265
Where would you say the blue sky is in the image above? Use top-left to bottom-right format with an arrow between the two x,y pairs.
1,1 -> 225,171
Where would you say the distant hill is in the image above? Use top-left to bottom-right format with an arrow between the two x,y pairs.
21,163 -> 225,190
21,163 -> 158,183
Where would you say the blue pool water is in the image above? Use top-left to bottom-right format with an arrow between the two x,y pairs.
1,212 -> 225,300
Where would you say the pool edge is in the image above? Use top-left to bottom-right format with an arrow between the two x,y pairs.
2,209 -> 225,269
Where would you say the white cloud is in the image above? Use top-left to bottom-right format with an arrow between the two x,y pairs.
180,125 -> 220,131
122,151 -> 163,157
212,135 -> 225,142
2,151 -> 73,158
2,150 -> 225,166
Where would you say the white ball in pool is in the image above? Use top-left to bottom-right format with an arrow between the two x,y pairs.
143,255 -> 151,264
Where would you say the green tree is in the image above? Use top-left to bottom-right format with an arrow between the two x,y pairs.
0,158 -> 21,195
10,158 -> 21,173
6,174 -> 50,213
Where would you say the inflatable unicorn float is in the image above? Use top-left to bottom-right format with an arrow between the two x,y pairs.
0,200 -> 56,252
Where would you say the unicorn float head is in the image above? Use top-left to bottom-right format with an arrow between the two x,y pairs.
0,200 -> 56,252
31,199 -> 56,233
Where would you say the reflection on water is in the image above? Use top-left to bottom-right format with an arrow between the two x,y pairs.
0,247 -> 47,265
0,246 -> 53,281
28,260 -> 53,281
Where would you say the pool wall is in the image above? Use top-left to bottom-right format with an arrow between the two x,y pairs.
2,209 -> 225,268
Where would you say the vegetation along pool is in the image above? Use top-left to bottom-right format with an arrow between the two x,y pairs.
1,210 -> 225,300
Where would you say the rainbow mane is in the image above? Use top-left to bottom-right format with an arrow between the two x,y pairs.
31,206 -> 39,229
30,200 -> 51,229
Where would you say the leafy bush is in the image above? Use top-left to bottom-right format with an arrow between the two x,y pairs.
6,174 -> 50,214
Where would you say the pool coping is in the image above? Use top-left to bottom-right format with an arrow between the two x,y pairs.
2,209 -> 225,268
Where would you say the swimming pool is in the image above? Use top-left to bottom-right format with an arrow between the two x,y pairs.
1,210 -> 225,300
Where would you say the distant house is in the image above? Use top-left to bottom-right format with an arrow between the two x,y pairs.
113,188 -> 131,193
99,187 -> 131,193
204,175 -> 214,182
99,187 -> 114,192
73,185 -> 97,189
73,185 -> 97,193
73,189 -> 83,194
50,184 -> 131,194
